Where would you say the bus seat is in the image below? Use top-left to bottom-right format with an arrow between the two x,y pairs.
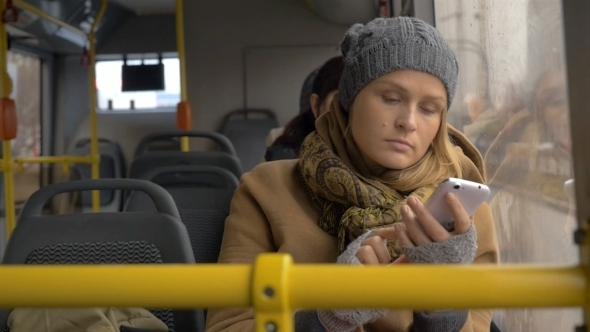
68,138 -> 127,212
0,179 -> 204,332
136,136 -> 182,156
129,131 -> 242,185
129,150 -> 242,183
220,109 -> 279,172
133,130 -> 237,158
124,165 -> 238,264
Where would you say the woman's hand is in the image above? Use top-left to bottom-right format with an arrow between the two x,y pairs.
355,227 -> 409,265
396,192 -> 471,247
394,192 -> 478,264
323,227 -> 397,330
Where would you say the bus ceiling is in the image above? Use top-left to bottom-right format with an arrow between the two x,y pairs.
303,0 -> 435,27
2,0 -> 435,56
5,0 -> 133,55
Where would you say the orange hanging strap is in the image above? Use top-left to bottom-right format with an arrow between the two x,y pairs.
0,98 -> 17,140
379,0 -> 389,18
1,0 -> 18,23
176,101 -> 192,131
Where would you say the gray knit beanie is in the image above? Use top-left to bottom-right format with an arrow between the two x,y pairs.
339,17 -> 458,111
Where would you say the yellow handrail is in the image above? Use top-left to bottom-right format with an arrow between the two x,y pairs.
0,255 -> 585,332
0,156 -> 93,171
0,0 -> 15,238
12,0 -> 86,37
0,155 -> 95,178
86,0 -> 108,212
0,265 -> 582,308
14,156 -> 94,165
176,0 -> 190,152
14,155 -> 94,173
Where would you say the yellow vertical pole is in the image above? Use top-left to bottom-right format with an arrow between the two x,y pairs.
0,0 -> 16,237
176,0 -> 189,152
253,254 -> 293,332
87,35 -> 100,212
87,0 -> 107,212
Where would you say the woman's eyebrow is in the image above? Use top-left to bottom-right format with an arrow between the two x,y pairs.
422,95 -> 446,103
374,81 -> 409,93
375,82 -> 445,102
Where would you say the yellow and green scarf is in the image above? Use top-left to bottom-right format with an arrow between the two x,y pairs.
297,101 -> 438,258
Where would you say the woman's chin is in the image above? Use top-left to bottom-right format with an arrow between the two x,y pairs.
372,158 -> 412,172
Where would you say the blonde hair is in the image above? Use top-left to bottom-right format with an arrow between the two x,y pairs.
382,108 -> 463,192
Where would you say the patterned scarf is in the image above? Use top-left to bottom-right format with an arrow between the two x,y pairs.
297,101 -> 439,259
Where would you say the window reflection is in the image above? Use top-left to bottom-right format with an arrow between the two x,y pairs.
7,51 -> 41,204
8,51 -> 41,159
435,0 -> 580,331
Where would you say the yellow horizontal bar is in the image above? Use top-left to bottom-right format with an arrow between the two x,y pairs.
12,0 -> 86,37
0,265 -> 251,309
0,265 -> 583,309
290,265 -> 586,309
14,155 -> 93,165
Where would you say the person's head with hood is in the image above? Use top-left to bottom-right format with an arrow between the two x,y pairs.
484,5 -> 570,192
529,68 -> 569,152
526,5 -> 569,152
265,56 -> 344,161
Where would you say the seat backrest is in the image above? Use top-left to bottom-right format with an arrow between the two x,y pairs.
68,138 -> 127,212
128,151 -> 243,181
1,179 -> 202,332
134,130 -> 237,158
125,166 -> 238,264
220,109 -> 279,172
73,138 -> 128,176
139,137 -> 182,155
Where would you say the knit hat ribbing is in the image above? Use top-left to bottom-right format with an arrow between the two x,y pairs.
338,17 -> 459,111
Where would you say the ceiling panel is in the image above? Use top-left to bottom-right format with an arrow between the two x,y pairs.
109,0 -> 175,15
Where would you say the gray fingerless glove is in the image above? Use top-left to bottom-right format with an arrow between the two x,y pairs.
402,221 -> 474,331
411,310 -> 468,332
402,221 -> 477,264
295,311 -> 326,332
317,230 -> 388,332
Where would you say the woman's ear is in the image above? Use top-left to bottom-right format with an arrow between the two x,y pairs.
310,94 -> 320,118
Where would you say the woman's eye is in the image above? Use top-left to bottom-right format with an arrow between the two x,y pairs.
382,96 -> 399,103
421,107 -> 436,114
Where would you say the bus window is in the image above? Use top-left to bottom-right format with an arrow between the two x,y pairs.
8,50 -> 41,204
435,0 -> 579,331
95,57 -> 180,112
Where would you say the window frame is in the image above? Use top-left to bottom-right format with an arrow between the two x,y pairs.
94,52 -> 181,114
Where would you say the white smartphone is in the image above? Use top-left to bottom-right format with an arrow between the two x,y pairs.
424,178 -> 490,223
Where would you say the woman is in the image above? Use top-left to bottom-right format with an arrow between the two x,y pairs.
265,56 -> 344,161
484,68 -> 580,332
207,17 -> 498,332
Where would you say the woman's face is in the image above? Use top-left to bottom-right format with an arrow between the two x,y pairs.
535,71 -> 570,150
349,70 -> 446,171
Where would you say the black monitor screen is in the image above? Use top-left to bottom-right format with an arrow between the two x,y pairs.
121,63 -> 165,91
